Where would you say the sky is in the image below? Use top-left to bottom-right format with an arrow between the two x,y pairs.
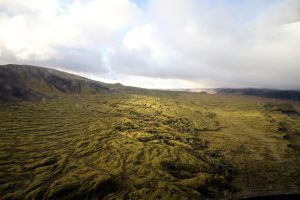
0,0 -> 299,89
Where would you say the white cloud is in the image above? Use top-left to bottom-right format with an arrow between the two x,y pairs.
0,0 -> 140,64
0,0 -> 300,89
110,0 -> 300,89
123,23 -> 170,63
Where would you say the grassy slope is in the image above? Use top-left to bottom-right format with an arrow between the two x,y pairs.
0,65 -> 137,102
0,91 -> 299,199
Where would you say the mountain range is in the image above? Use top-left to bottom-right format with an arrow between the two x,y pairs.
1,64 -> 299,102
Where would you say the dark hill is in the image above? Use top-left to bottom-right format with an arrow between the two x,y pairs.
0,64 -> 128,102
2,64 -> 299,103
216,88 -> 300,101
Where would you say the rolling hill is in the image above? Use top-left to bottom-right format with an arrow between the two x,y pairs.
0,64 -> 130,102
183,88 -> 300,101
216,88 -> 300,101
1,64 -> 299,103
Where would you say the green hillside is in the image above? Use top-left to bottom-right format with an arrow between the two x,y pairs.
0,66 -> 299,199
0,64 -> 133,102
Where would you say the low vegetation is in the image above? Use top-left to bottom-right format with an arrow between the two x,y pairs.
0,91 -> 299,199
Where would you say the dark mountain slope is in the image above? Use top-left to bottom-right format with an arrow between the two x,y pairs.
0,64 -> 127,102
2,64 -> 299,103
216,88 -> 300,101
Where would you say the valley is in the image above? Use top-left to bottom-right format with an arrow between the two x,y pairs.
0,92 -> 299,199
0,65 -> 299,199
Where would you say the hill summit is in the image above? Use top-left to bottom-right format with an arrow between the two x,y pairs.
0,64 -> 126,102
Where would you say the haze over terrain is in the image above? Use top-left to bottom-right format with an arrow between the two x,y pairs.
2,64 -> 300,103
0,0 -> 300,89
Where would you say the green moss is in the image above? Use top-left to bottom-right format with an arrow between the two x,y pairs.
0,93 -> 299,199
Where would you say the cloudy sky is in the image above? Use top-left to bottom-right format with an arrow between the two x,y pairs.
0,0 -> 299,89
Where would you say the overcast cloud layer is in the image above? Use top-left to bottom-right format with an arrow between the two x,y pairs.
0,0 -> 299,89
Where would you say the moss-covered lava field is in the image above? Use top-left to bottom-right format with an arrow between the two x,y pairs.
0,92 -> 299,199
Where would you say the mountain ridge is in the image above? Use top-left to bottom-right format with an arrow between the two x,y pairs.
181,88 -> 300,101
1,64 -> 300,102
0,64 -> 131,102
215,88 -> 300,101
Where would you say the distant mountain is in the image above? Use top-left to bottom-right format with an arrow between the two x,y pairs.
180,88 -> 300,101
215,88 -> 300,101
0,64 -> 130,102
1,64 -> 299,103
